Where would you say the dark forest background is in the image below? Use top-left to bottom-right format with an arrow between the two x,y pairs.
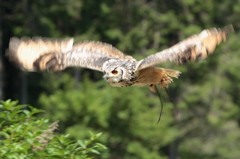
1,0 -> 240,158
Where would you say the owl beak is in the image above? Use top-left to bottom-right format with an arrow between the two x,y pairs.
103,75 -> 109,80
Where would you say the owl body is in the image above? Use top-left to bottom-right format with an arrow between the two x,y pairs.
6,25 -> 233,92
101,58 -> 181,91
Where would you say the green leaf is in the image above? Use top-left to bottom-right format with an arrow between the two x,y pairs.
77,140 -> 86,148
90,149 -> 100,154
0,132 -> 10,139
95,143 -> 107,150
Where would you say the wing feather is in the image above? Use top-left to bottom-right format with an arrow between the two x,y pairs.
62,41 -> 135,72
7,38 -> 134,72
7,37 -> 74,71
136,25 -> 234,71
73,41 -> 134,60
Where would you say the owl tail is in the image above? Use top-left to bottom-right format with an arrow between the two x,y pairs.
147,67 -> 181,92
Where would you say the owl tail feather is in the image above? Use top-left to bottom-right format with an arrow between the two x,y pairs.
147,67 -> 181,92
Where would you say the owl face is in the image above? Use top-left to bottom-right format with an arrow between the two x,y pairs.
102,59 -> 135,87
102,59 -> 123,83
103,67 -> 124,84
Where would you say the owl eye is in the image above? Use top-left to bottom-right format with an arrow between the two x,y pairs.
111,70 -> 118,75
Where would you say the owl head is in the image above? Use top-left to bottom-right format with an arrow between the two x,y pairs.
102,59 -> 133,85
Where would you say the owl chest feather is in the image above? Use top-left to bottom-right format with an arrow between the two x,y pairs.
107,72 -> 140,87
107,78 -> 137,87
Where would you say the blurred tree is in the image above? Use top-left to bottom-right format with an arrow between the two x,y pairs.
0,29 -> 3,100
1,0 -> 240,158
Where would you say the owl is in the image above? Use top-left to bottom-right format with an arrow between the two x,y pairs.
7,25 -> 233,92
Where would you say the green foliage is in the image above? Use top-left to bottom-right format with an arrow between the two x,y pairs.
0,100 -> 106,159
38,74 -> 178,158
2,0 -> 240,159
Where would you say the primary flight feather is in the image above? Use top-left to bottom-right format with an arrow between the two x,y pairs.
7,25 -> 234,92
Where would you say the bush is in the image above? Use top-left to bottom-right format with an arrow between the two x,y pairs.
0,100 -> 106,159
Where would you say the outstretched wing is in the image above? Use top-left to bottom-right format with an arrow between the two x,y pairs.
59,41 -> 135,72
7,37 -> 134,72
7,37 -> 74,71
136,25 -> 234,71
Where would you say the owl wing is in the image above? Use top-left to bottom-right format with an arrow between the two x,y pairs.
7,37 -> 134,72
61,41 -> 135,72
136,25 -> 234,71
7,37 -> 74,71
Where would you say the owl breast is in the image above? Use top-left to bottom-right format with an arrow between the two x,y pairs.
107,80 -> 134,87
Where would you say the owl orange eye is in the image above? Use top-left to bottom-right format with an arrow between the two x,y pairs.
111,70 -> 118,75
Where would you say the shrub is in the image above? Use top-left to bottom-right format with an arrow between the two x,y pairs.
0,100 -> 106,159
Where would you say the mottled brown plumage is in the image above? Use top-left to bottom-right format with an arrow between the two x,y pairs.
136,25 -> 233,70
7,37 -> 73,71
6,25 -> 233,91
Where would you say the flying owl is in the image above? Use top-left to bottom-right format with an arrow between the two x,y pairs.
7,25 -> 233,92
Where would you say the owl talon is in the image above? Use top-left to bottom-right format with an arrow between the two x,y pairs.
149,84 -> 157,92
